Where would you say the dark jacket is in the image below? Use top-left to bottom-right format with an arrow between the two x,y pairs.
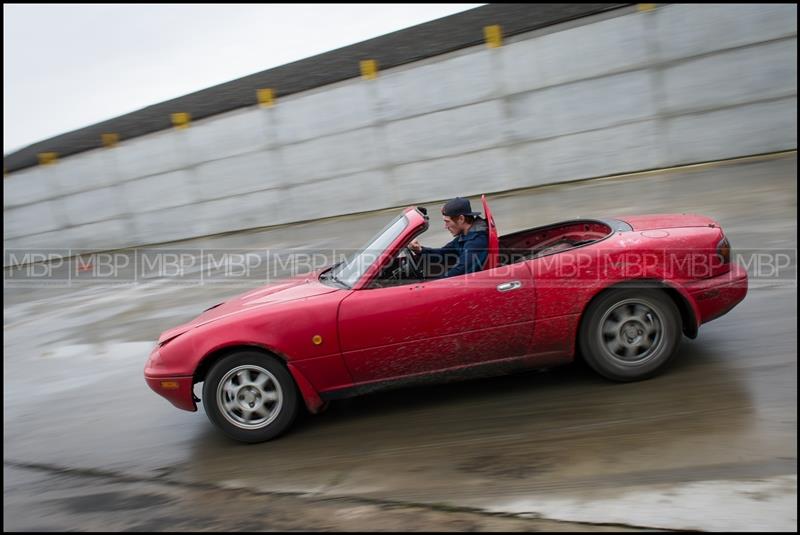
420,218 -> 488,278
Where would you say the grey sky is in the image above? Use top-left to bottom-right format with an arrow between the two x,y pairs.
3,3 -> 484,155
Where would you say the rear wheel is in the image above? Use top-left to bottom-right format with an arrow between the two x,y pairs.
202,351 -> 298,443
579,288 -> 681,381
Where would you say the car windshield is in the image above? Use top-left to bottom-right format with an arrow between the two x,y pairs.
331,214 -> 408,288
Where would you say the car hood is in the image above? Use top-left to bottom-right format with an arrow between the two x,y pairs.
158,276 -> 338,344
617,214 -> 719,231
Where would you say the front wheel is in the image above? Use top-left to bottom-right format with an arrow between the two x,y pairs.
202,352 -> 298,443
579,288 -> 682,382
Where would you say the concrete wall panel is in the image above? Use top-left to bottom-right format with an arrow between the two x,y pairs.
665,97 -> 797,165
507,70 -> 654,141
275,83 -> 374,145
663,39 -> 797,114
502,13 -> 648,94
386,101 -> 504,164
655,4 -> 798,62
377,50 -> 495,121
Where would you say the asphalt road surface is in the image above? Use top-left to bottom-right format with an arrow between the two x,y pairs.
4,153 -> 796,531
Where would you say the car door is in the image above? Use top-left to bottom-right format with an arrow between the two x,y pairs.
338,206 -> 535,384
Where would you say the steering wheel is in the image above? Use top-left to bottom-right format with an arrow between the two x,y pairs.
390,247 -> 424,281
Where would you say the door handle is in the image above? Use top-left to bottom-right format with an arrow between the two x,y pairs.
497,280 -> 522,292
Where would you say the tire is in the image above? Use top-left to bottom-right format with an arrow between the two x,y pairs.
202,351 -> 299,443
579,288 -> 681,382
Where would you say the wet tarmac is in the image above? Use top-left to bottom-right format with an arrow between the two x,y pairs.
3,153 -> 797,531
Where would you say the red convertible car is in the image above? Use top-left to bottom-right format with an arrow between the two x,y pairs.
145,196 -> 748,442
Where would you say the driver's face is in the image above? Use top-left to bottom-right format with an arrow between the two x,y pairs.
443,215 -> 461,236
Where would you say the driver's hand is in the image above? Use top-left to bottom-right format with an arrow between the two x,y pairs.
409,240 -> 422,254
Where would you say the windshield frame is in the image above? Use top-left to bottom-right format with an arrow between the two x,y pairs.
329,213 -> 410,289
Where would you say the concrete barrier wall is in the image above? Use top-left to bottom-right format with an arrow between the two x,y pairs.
3,4 -> 797,258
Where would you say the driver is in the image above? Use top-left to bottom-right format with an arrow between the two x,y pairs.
408,197 -> 488,279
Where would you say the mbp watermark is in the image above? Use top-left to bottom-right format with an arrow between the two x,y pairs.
3,250 -> 71,286
735,251 -> 794,281
3,246 -> 796,289
72,251 -> 136,283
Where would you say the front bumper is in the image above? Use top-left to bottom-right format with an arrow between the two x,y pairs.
144,345 -> 197,412
144,375 -> 197,412
687,262 -> 748,325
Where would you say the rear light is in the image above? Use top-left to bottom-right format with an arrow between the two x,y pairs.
717,236 -> 731,264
